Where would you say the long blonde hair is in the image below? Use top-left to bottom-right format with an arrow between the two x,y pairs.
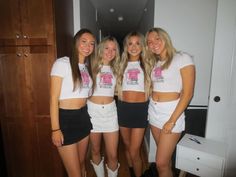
145,27 -> 176,70
91,36 -> 120,92
116,31 -> 152,100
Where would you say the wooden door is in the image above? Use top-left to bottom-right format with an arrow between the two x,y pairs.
0,0 -> 22,46
0,46 -> 35,177
27,46 -> 65,177
21,0 -> 54,46
0,46 -> 64,177
0,0 -> 54,46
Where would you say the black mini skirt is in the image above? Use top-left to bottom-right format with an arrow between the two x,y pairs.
59,106 -> 92,146
117,100 -> 149,128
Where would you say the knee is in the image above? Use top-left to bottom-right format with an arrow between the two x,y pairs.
91,146 -> 100,156
129,148 -> 140,161
156,159 -> 170,171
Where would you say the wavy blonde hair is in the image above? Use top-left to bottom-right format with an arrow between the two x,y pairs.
116,31 -> 152,100
145,27 -> 176,70
91,36 -> 120,92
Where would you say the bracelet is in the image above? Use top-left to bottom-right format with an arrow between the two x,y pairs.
52,128 -> 61,132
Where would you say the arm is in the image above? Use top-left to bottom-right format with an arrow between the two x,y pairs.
164,65 -> 196,133
50,76 -> 64,146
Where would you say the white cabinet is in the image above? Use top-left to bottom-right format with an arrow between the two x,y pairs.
176,134 -> 226,177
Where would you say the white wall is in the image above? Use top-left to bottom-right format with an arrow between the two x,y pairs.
154,0 -> 217,107
148,0 -> 218,162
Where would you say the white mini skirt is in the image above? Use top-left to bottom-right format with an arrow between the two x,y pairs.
148,98 -> 185,133
87,100 -> 119,132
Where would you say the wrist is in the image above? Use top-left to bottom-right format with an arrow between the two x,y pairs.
168,121 -> 176,126
52,128 -> 61,132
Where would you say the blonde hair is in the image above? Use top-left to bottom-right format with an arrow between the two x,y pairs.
145,27 -> 176,70
91,36 -> 120,92
116,31 -> 152,100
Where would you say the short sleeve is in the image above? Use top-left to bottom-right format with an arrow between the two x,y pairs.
178,52 -> 195,69
50,57 -> 69,78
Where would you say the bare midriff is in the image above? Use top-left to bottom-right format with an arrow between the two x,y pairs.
89,96 -> 114,104
152,92 -> 180,102
59,98 -> 87,109
122,91 -> 146,103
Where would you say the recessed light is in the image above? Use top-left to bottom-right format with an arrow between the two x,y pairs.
109,8 -> 115,13
118,16 -> 123,21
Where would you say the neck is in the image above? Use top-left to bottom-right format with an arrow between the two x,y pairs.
78,56 -> 85,64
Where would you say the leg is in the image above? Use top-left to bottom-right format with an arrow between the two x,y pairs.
119,127 -> 135,177
58,143 -> 82,177
129,128 -> 146,177
153,127 -> 181,177
103,131 -> 119,170
90,132 -> 103,164
90,132 -> 105,177
77,135 -> 90,177
119,127 -> 132,167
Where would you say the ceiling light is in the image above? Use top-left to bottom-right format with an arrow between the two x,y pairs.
118,16 -> 123,21
109,8 -> 115,13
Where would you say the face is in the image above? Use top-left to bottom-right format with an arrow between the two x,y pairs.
77,33 -> 95,59
102,40 -> 117,65
147,31 -> 166,59
127,36 -> 142,61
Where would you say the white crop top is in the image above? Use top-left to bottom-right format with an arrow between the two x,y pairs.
50,57 -> 93,100
122,61 -> 145,92
92,65 -> 116,97
151,52 -> 194,93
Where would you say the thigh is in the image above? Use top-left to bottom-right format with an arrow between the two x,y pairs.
130,128 -> 145,151
156,132 -> 181,163
103,131 -> 119,157
150,125 -> 162,145
90,132 -> 102,151
58,143 -> 80,175
119,127 -> 131,147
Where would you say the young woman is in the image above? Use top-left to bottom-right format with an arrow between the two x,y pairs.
116,31 -> 151,177
146,27 -> 195,177
87,36 -> 120,177
50,29 -> 96,177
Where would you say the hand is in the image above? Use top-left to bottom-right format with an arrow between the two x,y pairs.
162,121 -> 175,134
52,130 -> 64,147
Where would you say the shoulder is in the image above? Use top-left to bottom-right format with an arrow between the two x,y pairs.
173,51 -> 194,68
54,56 -> 70,65
51,56 -> 70,76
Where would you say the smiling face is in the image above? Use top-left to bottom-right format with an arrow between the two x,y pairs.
77,32 -> 95,62
102,40 -> 117,65
127,36 -> 142,61
147,31 -> 166,60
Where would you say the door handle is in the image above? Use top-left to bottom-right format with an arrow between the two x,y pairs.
214,96 -> 221,102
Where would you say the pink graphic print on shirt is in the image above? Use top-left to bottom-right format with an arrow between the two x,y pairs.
99,72 -> 113,88
126,68 -> 140,85
152,67 -> 164,82
81,70 -> 90,88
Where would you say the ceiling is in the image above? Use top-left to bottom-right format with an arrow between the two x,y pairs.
89,0 -> 149,40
